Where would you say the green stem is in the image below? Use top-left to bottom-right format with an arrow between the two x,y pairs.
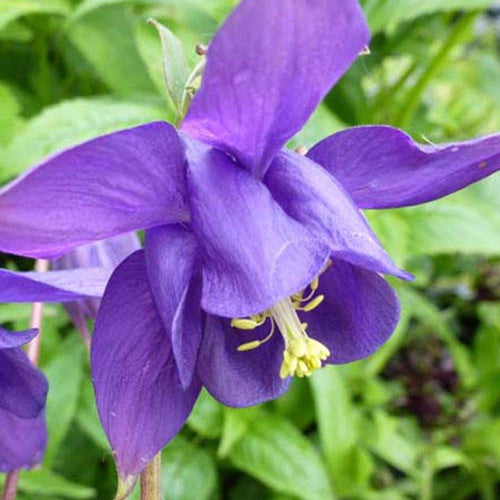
371,60 -> 418,121
140,453 -> 162,500
394,12 -> 478,129
420,460 -> 433,500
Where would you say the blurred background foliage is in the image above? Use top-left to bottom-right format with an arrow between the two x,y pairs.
0,0 -> 499,499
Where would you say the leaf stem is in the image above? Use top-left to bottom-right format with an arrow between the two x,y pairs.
1,259 -> 49,500
140,453 -> 162,500
394,12 -> 478,129
420,455 -> 434,500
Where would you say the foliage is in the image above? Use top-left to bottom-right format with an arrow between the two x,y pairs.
0,0 -> 499,498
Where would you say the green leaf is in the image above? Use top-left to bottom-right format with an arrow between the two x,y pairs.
396,175 -> 500,257
366,210 -> 410,266
362,410 -> 421,475
187,388 -> 224,439
43,335 -> 85,465
66,5 -> 157,96
287,104 -> 345,151
474,303 -> 500,410
310,366 -> 363,495
0,20 -> 33,41
429,446 -> 470,471
147,18 -> 191,117
76,374 -> 110,449
228,409 -> 335,500
0,0 -> 70,30
7,469 -> 94,498
162,436 -> 218,500
1,97 -> 166,181
0,82 -> 25,149
218,407 -> 251,458
363,0 -> 494,33
273,378 -> 316,429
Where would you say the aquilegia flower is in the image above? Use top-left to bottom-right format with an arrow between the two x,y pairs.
0,0 -> 498,483
0,326 -> 47,471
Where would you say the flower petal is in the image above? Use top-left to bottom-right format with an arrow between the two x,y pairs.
0,122 -> 188,258
52,233 -> 142,322
52,233 -> 141,271
197,315 -> 289,407
0,348 -> 48,419
0,326 -> 38,349
265,151 -> 411,279
91,250 -> 200,479
183,0 -> 369,177
307,126 -> 500,209
0,408 -> 46,471
145,225 -> 202,389
186,139 -> 330,317
0,267 -> 111,302
303,260 -> 400,363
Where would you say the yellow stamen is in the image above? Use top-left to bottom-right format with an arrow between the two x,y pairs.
237,340 -> 262,352
301,294 -> 325,312
231,318 -> 259,330
236,321 -> 276,352
231,267 -> 331,379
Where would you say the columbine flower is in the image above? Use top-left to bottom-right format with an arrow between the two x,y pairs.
0,0 -> 498,482
0,326 -> 47,470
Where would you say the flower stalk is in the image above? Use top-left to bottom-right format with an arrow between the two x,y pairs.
140,453 -> 162,500
1,471 -> 20,500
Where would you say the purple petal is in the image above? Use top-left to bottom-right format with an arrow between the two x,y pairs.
145,225 -> 202,389
308,126 -> 500,209
303,261 -> 400,363
0,408 -> 46,471
185,138 -> 330,317
0,122 -> 188,258
0,326 -> 38,349
0,348 -> 48,419
197,315 -> 289,407
52,233 -> 142,321
91,250 -> 200,479
265,151 -> 410,279
182,0 -> 369,177
52,233 -> 141,271
0,267 -> 111,302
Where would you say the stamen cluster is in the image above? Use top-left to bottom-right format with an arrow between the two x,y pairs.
231,272 -> 331,379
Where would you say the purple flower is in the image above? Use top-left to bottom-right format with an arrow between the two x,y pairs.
0,326 -> 47,471
0,0 -> 498,481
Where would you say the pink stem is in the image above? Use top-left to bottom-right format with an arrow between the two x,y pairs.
1,471 -> 20,500
25,260 -> 49,364
2,259 -> 49,500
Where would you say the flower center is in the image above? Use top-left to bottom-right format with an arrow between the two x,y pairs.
230,271 -> 331,379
